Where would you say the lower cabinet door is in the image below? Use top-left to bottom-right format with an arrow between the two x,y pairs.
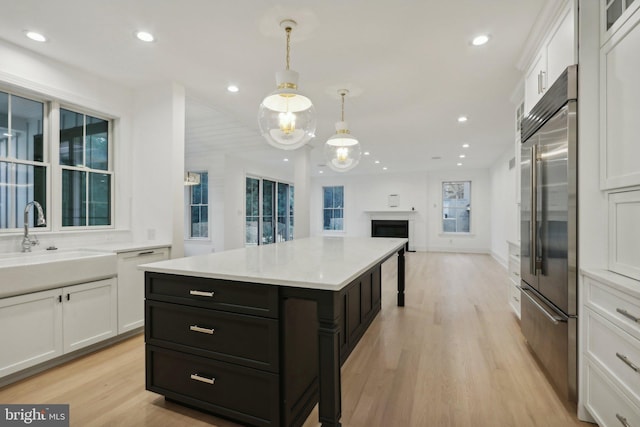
62,278 -> 117,353
585,360 -> 640,427
0,288 -> 63,377
146,345 -> 280,427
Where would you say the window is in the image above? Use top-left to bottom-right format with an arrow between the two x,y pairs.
245,176 -> 294,246
442,181 -> 471,233
189,172 -> 208,238
0,91 -> 47,230
323,186 -> 344,231
60,108 -> 112,227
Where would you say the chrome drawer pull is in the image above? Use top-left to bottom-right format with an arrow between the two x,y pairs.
190,374 -> 215,385
616,352 -> 640,373
616,413 -> 631,427
190,325 -> 215,335
617,308 -> 640,323
190,290 -> 215,297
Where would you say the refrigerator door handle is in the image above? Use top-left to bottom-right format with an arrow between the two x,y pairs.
530,144 -> 537,276
521,287 -> 567,325
535,145 -> 543,275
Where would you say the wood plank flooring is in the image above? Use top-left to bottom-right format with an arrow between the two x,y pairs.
0,252 -> 593,427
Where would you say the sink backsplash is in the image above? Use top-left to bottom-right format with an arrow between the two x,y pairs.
0,229 -> 133,254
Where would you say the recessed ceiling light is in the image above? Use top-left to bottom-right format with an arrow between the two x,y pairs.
459,154 -> 466,158
457,162 -> 463,166
458,116 -> 468,123
319,170 -> 324,174
383,167 -> 388,170
374,160 -> 380,164
364,152 -> 370,156
135,31 -> 155,42
472,34 -> 490,46
227,85 -> 239,93
283,158 -> 289,162
25,31 -> 47,42
462,143 -> 470,148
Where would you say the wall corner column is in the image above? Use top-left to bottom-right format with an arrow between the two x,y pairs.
294,145 -> 312,238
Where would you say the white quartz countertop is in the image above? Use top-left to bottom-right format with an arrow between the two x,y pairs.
81,241 -> 171,253
140,236 -> 407,291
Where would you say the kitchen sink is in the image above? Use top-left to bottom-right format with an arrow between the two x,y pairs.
0,250 -> 117,298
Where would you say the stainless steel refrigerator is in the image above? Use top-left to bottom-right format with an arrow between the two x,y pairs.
520,65 -> 577,403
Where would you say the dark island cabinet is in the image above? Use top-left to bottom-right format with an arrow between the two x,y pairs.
145,264 -> 382,427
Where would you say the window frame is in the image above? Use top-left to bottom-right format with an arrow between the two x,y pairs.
188,171 -> 209,240
441,180 -> 471,234
322,185 -> 345,233
0,89 -> 51,233
57,104 -> 114,230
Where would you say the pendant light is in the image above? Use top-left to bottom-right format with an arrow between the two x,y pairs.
258,19 -> 316,150
324,89 -> 362,172
184,172 -> 200,186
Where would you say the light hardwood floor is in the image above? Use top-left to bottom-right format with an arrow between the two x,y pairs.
0,252 -> 593,427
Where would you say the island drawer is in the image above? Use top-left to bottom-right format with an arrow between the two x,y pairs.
146,345 -> 280,427
146,300 -> 279,372
145,272 -> 279,318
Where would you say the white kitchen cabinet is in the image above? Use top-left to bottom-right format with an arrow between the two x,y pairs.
608,190 -> 640,280
599,5 -> 640,190
62,278 -> 117,353
117,247 -> 170,333
0,278 -> 117,379
0,288 -> 63,377
507,241 -> 521,318
581,269 -> 640,425
524,51 -> 547,114
524,0 -> 577,115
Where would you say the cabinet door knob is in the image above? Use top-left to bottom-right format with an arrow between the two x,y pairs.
190,374 -> 215,385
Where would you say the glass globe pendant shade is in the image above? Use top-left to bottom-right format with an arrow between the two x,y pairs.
258,72 -> 316,150
324,121 -> 362,172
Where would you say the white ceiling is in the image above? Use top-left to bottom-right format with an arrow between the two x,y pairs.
0,0 -> 548,176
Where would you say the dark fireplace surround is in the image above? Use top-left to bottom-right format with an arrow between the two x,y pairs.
371,220 -> 410,251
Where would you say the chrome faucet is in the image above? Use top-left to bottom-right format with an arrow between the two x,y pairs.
22,201 -> 46,252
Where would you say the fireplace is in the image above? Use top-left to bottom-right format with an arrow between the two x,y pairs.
371,220 -> 409,251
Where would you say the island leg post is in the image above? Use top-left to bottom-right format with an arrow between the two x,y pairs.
397,247 -> 405,307
317,317 -> 342,427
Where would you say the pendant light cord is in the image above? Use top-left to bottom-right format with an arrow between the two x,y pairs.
285,27 -> 292,70
341,93 -> 345,121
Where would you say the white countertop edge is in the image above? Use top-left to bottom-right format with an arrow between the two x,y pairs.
581,268 -> 640,299
141,238 -> 406,291
82,241 -> 172,253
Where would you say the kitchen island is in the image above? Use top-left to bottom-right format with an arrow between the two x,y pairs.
140,236 -> 407,427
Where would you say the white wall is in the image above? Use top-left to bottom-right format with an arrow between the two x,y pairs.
310,172 -> 427,249
426,169 -> 491,253
489,147 -> 518,266
131,83 -> 186,257
0,38 -> 135,252
311,170 -> 494,253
